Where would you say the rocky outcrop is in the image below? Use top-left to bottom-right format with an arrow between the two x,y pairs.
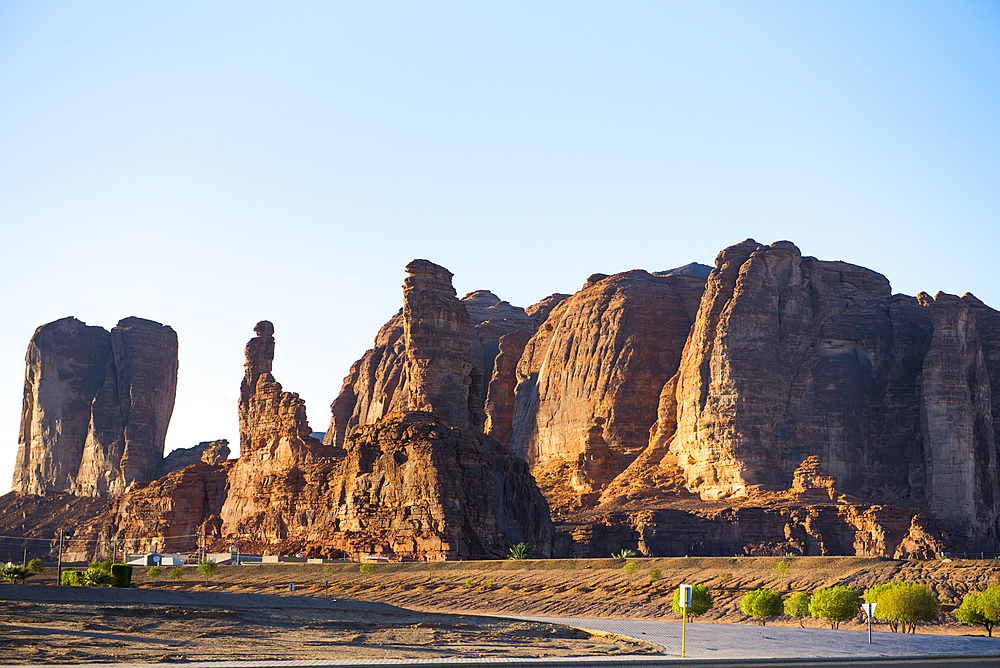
635,239 -> 1000,548
402,260 -> 479,429
13,316 -> 178,497
554,503 -> 946,560
159,440 -> 230,476
507,269 -> 708,504
324,260 -> 568,448
326,412 -> 551,560
483,329 -> 533,445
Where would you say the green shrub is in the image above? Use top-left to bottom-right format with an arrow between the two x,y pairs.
784,592 -> 811,627
89,559 -> 113,574
0,563 -> 33,584
717,572 -> 733,585
167,567 -> 184,580
82,567 -> 114,587
463,578 -> 474,589
111,564 -> 133,588
508,543 -> 538,560
775,559 -> 791,578
146,566 -> 163,578
649,568 -> 662,583
671,584 -> 713,618
741,588 -> 783,626
61,570 -> 85,586
612,549 -> 638,559
866,582 -> 939,633
809,586 -> 860,629
623,562 -> 639,577
26,558 -> 44,575
359,562 -> 377,576
956,585 -> 1000,637
484,578 -> 497,590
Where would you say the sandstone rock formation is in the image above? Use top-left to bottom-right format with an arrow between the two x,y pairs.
638,239 -> 1000,548
507,269 -> 708,506
13,316 -> 178,497
323,260 -> 568,448
159,440 -> 230,476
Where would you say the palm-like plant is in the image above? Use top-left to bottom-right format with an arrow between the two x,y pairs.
507,543 -> 538,560
612,549 -> 638,559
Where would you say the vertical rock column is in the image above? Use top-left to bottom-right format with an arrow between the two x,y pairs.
402,259 -> 477,429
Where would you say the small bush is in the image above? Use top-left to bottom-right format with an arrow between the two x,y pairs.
672,584 -> 713,618
508,543 -> 538,560
146,566 -> 163,578
463,578 -> 474,589
717,572 -> 733,585
0,563 -> 33,584
167,567 -> 184,580
623,562 -> 639,577
612,549 -> 638,559
484,578 -> 497,590
810,586 -> 860,629
649,568 -> 662,583
89,560 -> 113,574
359,562 -> 377,576
61,570 -> 85,586
26,558 -> 44,575
741,588 -> 783,626
775,559 -> 791,578
82,567 -> 114,587
784,592 -> 811,627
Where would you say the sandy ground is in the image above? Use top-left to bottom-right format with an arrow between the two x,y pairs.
0,583 -> 659,664
4,556 -> 999,664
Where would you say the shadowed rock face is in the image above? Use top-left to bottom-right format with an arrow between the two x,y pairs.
14,316 -> 177,497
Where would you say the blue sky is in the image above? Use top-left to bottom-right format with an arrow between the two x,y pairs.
1,1 -> 998,491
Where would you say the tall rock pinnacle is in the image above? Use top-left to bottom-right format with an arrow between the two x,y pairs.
402,260 -> 478,429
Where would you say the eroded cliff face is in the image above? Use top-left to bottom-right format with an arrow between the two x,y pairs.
13,316 -> 178,497
507,269 -> 708,503
105,318 -> 553,561
633,239 -> 1000,548
323,259 -> 568,448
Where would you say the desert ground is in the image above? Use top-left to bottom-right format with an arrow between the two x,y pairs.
3,556 -> 1000,664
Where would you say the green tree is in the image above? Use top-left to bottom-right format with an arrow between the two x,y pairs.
197,559 -> 217,586
956,586 -> 1000,637
809,586 -> 860,629
89,559 -> 113,574
623,562 -> 639,577
508,543 -> 538,560
359,562 -> 377,576
649,568 -> 662,583
167,567 -> 184,580
741,588 -> 783,626
672,584 -> 713,619
866,582 -> 938,633
784,592 -> 811,628
147,566 -> 163,578
774,559 -> 791,578
26,558 -> 44,575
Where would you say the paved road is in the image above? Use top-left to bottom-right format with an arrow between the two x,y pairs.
512,614 -> 1000,662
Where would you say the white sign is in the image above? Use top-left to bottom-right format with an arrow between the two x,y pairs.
862,602 -> 877,617
679,584 -> 693,608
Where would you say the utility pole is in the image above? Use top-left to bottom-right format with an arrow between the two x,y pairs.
57,530 -> 64,586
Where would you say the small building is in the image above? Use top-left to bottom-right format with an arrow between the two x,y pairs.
126,552 -> 188,567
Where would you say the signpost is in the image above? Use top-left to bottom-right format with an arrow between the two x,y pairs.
679,584 -> 693,657
861,602 -> 877,644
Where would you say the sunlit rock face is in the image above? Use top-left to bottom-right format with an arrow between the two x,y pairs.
506,268 -> 707,501
14,316 -> 177,497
